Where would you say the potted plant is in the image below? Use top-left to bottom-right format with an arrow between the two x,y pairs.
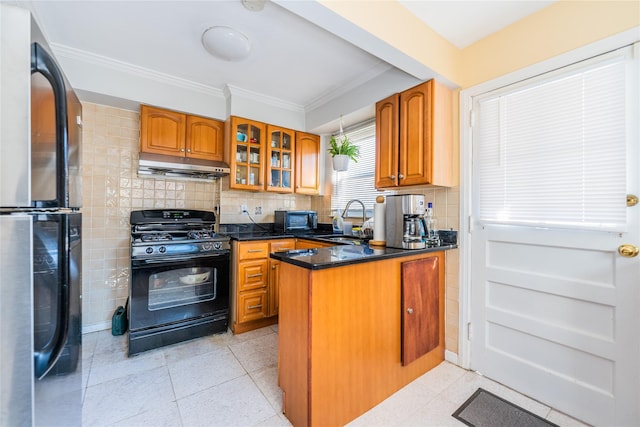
328,134 -> 360,171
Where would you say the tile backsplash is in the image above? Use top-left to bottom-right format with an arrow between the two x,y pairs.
81,102 -> 459,356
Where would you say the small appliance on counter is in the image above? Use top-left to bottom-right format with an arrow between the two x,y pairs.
274,210 -> 318,233
385,194 -> 427,249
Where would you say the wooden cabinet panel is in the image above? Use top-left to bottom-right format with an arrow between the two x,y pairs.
227,116 -> 266,191
401,256 -> 440,366
400,83 -> 432,187
186,115 -> 224,161
140,105 -> 186,156
266,125 -> 295,193
232,239 -> 295,333
238,260 -> 268,292
225,116 -> 319,193
269,260 -> 280,317
238,290 -> 268,323
238,241 -> 269,260
375,79 -> 453,189
375,94 -> 399,188
268,239 -> 295,317
140,105 -> 224,162
295,132 -> 320,195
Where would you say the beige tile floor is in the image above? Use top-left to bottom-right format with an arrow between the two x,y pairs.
82,325 -> 590,427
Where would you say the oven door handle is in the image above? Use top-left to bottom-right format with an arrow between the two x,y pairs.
133,252 -> 229,266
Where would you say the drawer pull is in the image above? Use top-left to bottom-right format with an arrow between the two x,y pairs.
248,304 -> 263,310
247,249 -> 264,253
248,273 -> 263,278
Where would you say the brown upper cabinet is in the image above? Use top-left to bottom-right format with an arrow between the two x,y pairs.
225,116 -> 320,193
266,125 -> 295,193
226,116 -> 266,191
294,132 -> 320,195
375,79 -> 453,188
140,105 -> 224,161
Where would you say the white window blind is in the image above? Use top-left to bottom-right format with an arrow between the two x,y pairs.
475,49 -> 631,231
331,120 -> 384,219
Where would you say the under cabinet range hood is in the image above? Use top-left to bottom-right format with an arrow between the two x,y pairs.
138,153 -> 230,180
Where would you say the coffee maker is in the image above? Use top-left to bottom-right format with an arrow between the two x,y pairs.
385,194 -> 426,249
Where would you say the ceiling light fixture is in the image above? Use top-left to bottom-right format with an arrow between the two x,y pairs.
201,26 -> 251,61
241,0 -> 265,12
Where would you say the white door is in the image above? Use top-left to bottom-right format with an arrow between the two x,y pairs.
468,44 -> 639,426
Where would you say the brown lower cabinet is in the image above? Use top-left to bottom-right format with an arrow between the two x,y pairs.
231,238 -> 295,333
279,251 -> 445,427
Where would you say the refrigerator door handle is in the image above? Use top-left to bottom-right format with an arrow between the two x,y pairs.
33,216 -> 70,379
31,42 -> 69,209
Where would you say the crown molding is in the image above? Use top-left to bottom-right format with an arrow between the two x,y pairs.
50,43 -> 225,98
225,84 -> 305,113
305,61 -> 392,112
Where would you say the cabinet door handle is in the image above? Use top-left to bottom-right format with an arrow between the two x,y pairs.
407,308 -> 414,314
390,175 -> 396,180
272,265 -> 277,270
180,148 -> 185,152
248,304 -> 263,310
398,174 -> 405,180
248,273 -> 263,278
247,249 -> 264,253
187,149 -> 191,152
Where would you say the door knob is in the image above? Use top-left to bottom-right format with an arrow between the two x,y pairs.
618,244 -> 639,258
407,308 -> 414,314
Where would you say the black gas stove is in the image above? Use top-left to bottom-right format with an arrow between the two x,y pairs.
128,209 -> 230,356
130,209 -> 230,260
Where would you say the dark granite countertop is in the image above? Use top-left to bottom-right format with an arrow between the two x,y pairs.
220,230 -> 340,241
270,242 -> 458,270
219,222 -> 338,242
220,223 -> 457,270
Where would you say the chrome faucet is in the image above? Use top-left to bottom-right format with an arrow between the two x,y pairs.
342,199 -> 367,226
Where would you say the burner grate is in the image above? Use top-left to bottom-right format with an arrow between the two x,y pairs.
140,233 -> 173,242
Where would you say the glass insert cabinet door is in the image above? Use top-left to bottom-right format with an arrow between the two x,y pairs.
230,117 -> 265,190
266,125 -> 295,193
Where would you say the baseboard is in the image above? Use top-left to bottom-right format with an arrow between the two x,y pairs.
82,321 -> 111,334
445,349 -> 459,365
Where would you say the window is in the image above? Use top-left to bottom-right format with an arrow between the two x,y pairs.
331,119 -> 385,219
474,46 -> 632,231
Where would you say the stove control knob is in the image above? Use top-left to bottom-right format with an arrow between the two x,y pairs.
213,242 -> 223,250
158,246 -> 167,254
202,242 -> 213,251
145,247 -> 153,254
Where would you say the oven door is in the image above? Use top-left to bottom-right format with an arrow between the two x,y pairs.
129,252 -> 229,331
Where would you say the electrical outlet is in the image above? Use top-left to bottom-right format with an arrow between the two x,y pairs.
240,204 -> 248,214
255,206 -> 262,215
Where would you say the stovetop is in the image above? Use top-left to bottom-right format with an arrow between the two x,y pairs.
130,209 -> 230,258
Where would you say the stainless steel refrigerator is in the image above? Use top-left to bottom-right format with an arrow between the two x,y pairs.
1,5 -> 83,426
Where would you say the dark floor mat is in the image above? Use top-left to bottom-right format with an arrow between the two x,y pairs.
452,388 -> 559,427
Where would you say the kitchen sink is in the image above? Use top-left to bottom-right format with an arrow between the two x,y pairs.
313,235 -> 364,245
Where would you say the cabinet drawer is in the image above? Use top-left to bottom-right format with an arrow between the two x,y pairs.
239,260 -> 268,292
238,290 -> 268,323
270,239 -> 295,253
239,242 -> 269,260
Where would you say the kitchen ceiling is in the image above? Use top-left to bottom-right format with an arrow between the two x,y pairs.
25,0 -> 555,130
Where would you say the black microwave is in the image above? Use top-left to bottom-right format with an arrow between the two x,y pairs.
274,210 -> 318,233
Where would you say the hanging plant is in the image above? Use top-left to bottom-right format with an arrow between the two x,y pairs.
328,134 -> 360,163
